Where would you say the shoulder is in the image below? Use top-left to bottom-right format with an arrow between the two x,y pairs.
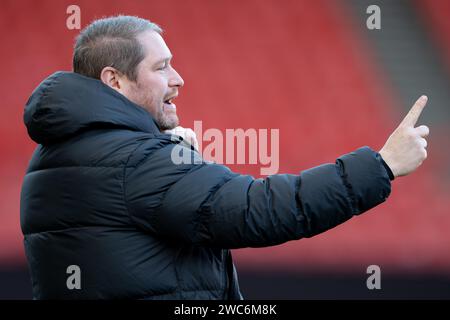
26,129 -> 175,173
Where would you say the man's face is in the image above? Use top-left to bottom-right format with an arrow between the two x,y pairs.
120,31 -> 184,131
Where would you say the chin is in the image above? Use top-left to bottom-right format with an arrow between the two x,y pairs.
158,115 -> 179,131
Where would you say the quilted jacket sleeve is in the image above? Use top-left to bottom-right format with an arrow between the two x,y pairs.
124,140 -> 391,249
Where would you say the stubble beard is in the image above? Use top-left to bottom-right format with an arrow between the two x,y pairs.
129,84 -> 179,131
156,107 -> 179,131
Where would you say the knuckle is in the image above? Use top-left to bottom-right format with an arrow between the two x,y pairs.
416,138 -> 424,148
418,125 -> 430,137
414,137 -> 420,145
405,127 -> 415,135
405,128 -> 416,139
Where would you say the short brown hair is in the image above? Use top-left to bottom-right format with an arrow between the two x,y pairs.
73,15 -> 162,81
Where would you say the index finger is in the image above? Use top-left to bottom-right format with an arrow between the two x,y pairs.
400,95 -> 428,127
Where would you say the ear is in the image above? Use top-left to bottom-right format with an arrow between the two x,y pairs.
100,67 -> 124,92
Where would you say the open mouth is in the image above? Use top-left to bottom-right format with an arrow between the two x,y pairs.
163,96 -> 177,111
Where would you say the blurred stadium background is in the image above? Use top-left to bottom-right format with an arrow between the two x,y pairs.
1,0 -> 449,299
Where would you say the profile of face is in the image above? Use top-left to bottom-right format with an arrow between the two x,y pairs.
101,30 -> 184,131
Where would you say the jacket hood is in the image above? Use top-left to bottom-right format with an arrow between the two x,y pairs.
24,71 -> 161,144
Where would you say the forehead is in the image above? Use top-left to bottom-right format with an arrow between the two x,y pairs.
138,30 -> 172,63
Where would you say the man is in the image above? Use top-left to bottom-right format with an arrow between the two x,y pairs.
21,16 -> 429,299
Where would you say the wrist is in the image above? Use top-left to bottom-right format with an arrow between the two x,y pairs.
379,149 -> 397,179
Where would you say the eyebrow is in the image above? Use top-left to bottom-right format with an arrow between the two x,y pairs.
153,56 -> 173,66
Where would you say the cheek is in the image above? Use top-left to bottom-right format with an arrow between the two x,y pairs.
138,77 -> 167,103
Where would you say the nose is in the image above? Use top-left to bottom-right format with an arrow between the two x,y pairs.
168,67 -> 184,88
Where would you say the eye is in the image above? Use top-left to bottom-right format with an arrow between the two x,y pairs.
157,62 -> 168,71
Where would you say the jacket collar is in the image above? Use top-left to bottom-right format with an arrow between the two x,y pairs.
24,71 -> 161,144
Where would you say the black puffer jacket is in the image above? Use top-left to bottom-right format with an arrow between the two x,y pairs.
21,71 -> 391,299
